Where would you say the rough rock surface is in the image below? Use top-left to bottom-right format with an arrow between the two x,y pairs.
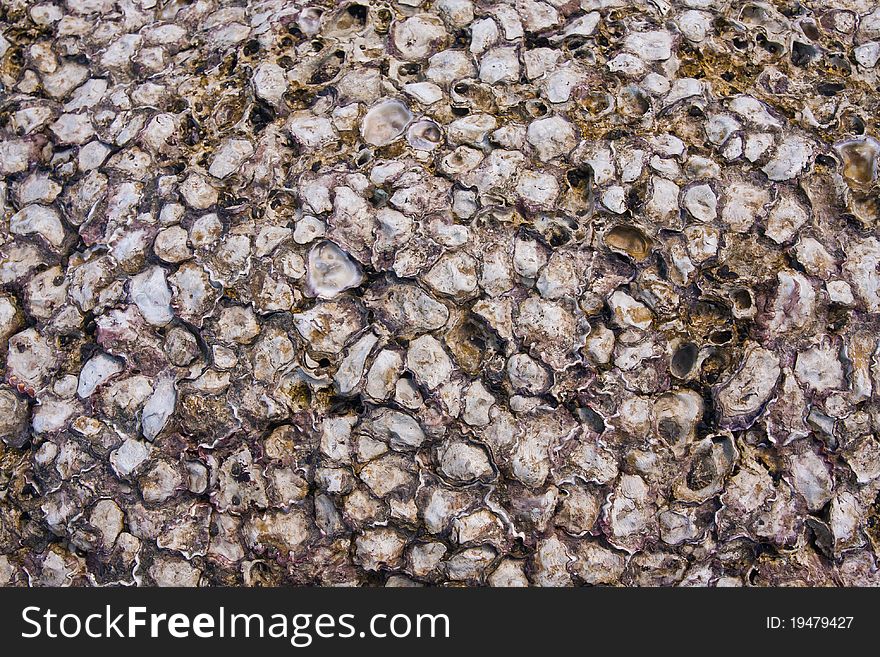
1,0 -> 880,587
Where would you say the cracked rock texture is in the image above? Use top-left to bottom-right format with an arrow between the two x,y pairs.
2,0 -> 880,587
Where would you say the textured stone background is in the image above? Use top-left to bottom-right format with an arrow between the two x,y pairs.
1,0 -> 880,586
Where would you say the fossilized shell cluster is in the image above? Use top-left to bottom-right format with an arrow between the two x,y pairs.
1,0 -> 880,587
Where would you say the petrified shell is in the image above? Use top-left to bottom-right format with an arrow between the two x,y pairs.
1,0 -> 878,589
604,224 -> 652,261
653,389 -> 703,456
305,241 -> 363,299
834,136 -> 880,187
714,345 -> 781,430
406,119 -> 444,151
391,14 -> 449,61
673,435 -> 739,503
360,99 -> 413,147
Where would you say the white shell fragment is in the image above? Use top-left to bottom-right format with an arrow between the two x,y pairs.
208,138 -> 254,179
129,266 -> 174,326
9,205 -> 65,248
141,373 -> 177,441
78,353 -> 124,399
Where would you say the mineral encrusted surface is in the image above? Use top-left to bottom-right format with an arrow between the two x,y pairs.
1,0 -> 880,587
